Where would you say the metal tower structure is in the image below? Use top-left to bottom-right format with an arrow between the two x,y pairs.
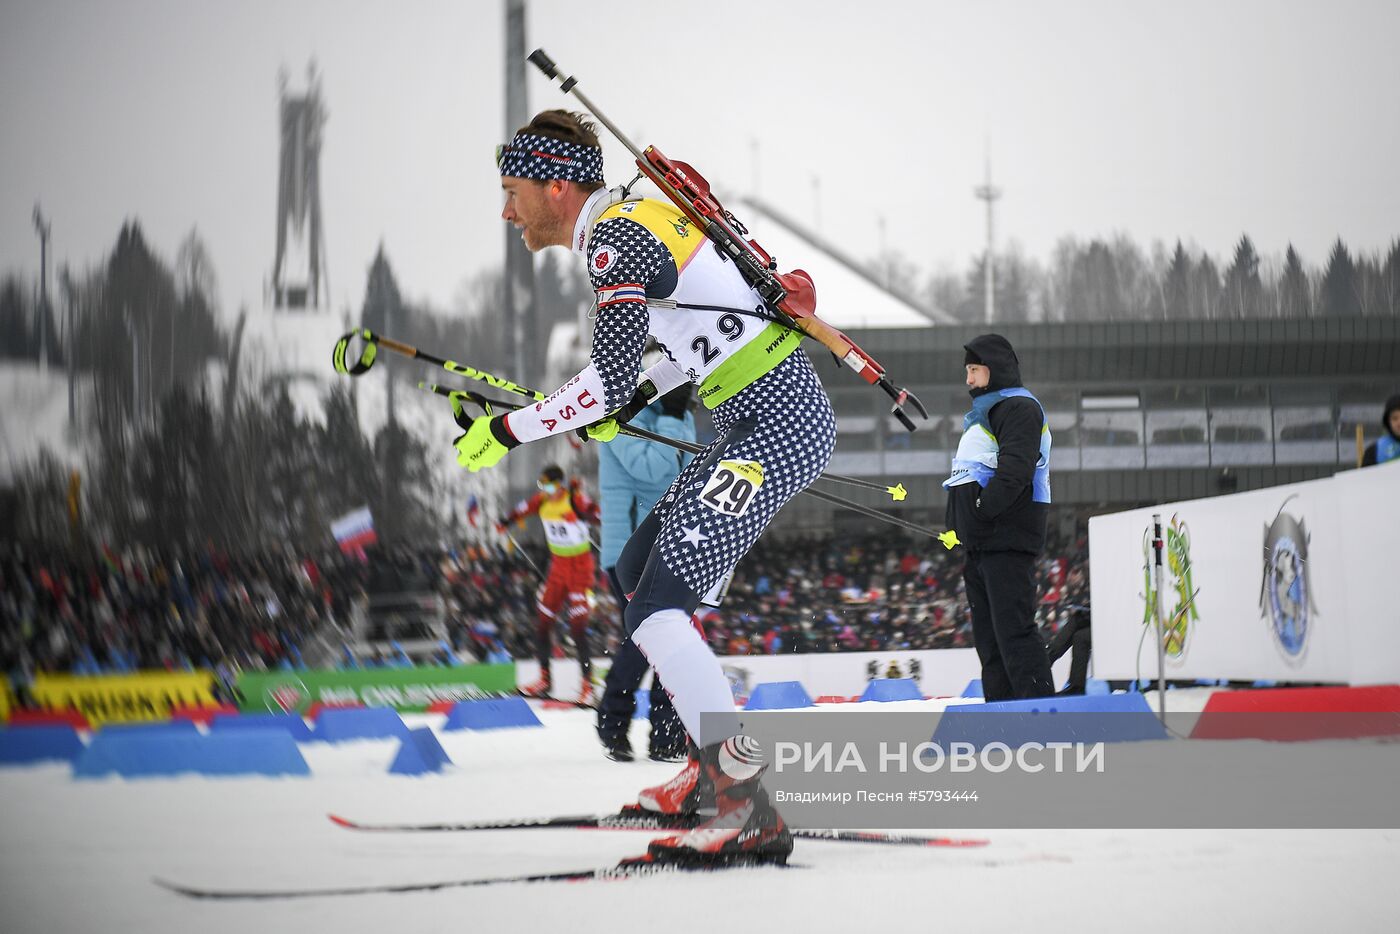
973,149 -> 1002,325
503,0 -> 537,384
271,62 -> 329,310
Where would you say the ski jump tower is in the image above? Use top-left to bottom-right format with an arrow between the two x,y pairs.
250,61 -> 345,405
271,62 -> 329,310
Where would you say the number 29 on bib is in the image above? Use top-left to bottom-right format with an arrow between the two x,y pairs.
699,459 -> 765,517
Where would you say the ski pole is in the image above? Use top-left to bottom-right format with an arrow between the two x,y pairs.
501,528 -> 546,582
333,328 -> 543,402
335,326 -> 909,502
416,382 -> 955,548
417,381 -> 907,502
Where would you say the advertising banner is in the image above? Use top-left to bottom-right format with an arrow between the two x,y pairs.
514,650 -> 1030,703
29,671 -> 218,725
236,663 -> 517,714
712,649 -> 985,700
1090,461 -> 1400,684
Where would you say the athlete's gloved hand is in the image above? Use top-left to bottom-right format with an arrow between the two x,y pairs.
574,386 -> 652,443
454,415 -> 520,472
448,390 -> 487,426
659,383 -> 693,420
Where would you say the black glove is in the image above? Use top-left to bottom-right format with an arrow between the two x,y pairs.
659,383 -> 693,419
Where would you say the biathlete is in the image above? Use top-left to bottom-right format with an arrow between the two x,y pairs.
454,109 -> 836,865
497,465 -> 601,704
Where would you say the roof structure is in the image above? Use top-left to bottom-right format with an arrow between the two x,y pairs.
734,196 -> 954,329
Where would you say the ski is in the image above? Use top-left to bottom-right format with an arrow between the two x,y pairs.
328,811 -> 989,848
513,690 -> 597,710
329,810 -> 693,833
153,855 -> 796,900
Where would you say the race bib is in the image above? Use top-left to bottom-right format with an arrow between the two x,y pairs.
699,459 -> 765,517
542,519 -> 588,549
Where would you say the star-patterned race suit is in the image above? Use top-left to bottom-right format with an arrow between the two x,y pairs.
497,175 -> 837,863
501,188 -> 837,612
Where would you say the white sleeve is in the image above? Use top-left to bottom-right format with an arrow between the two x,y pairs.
502,363 -> 611,443
639,356 -> 689,399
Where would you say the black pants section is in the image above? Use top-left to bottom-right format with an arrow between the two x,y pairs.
615,507 -> 703,634
963,550 -> 1054,702
533,612 -> 592,683
1046,608 -> 1092,692
598,567 -> 686,755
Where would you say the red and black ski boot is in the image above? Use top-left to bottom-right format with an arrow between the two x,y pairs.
645,735 -> 792,866
634,741 -> 713,817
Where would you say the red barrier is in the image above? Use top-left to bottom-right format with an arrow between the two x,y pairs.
1191,685 -> 1400,741
6,709 -> 91,730
171,704 -> 240,725
426,700 -> 456,715
306,700 -> 364,720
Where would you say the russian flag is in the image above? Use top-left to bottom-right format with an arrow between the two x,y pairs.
331,506 -> 377,555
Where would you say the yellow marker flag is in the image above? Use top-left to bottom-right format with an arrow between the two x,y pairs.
887,483 -> 908,502
937,529 -> 961,550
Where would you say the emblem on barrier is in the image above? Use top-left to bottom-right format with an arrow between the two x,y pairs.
1260,498 -> 1315,660
1141,514 -> 1199,659
269,681 -> 308,714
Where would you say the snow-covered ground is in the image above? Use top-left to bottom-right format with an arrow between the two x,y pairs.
1,696 -> 1396,934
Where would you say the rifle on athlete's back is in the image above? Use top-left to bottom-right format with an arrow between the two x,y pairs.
527,48 -> 928,433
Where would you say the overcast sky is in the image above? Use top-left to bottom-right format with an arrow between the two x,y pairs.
2,0 -> 1397,323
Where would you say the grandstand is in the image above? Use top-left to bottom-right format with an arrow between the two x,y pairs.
773,315 -> 1400,535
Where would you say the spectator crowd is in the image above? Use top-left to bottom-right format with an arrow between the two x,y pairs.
698,531 -> 1088,658
1,531 -> 1089,704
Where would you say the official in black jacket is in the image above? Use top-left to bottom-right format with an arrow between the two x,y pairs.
943,334 -> 1055,700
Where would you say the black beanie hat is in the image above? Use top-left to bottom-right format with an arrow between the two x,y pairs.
964,348 -> 983,367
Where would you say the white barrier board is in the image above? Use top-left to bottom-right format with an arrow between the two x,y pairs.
1090,461 -> 1400,684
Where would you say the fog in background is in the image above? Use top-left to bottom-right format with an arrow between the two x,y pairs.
3,0 -> 1398,320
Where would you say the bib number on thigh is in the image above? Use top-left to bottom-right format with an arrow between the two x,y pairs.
699,459 -> 765,518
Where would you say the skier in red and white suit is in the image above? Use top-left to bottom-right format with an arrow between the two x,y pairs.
498,465 -> 600,703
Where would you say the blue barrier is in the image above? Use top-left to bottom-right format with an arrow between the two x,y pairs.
312,707 -> 410,743
931,692 -> 1169,748
442,697 -> 542,731
0,726 -> 85,765
389,726 -> 453,775
634,689 -> 650,721
859,679 -> 923,703
961,679 -> 984,698
743,681 -> 813,711
74,731 -> 310,778
210,713 -> 313,742
98,720 -> 200,736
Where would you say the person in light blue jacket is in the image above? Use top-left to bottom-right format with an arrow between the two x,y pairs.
596,383 -> 695,762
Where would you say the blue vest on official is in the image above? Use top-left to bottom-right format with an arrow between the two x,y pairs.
942,387 -> 1052,503
1379,435 -> 1400,464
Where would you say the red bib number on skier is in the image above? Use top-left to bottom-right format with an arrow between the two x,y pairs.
699,459 -> 765,517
